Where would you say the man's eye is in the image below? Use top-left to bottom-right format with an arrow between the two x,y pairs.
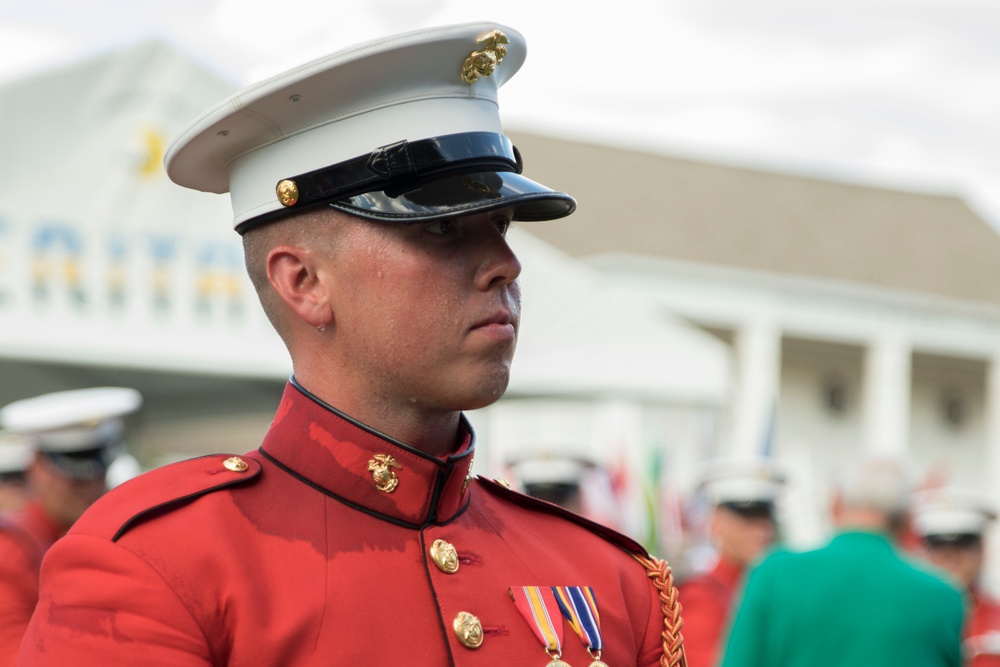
426,220 -> 455,235
495,219 -> 511,236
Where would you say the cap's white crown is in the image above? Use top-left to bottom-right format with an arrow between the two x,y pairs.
696,456 -> 786,505
512,457 -> 591,486
0,432 -> 34,473
912,487 -> 998,537
165,22 -> 524,229
0,387 -> 142,454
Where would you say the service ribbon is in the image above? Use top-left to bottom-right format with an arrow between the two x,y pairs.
553,586 -> 604,653
511,585 -> 564,656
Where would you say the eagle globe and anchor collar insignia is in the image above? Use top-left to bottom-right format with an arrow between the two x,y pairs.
368,454 -> 403,493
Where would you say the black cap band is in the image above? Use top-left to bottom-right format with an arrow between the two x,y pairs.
237,131 -> 575,233
40,443 -> 120,480
720,500 -> 776,519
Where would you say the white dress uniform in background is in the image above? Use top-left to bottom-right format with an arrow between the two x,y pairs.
0,386 -> 143,664
0,432 -> 34,513
913,487 -> 1000,666
679,456 -> 787,667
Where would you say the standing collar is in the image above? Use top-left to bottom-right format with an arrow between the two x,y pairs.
258,379 -> 475,528
831,530 -> 894,550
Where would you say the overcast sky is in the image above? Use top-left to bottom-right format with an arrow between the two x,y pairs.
4,0 -> 1000,228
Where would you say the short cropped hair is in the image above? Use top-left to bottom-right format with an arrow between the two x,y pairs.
241,207 -> 344,342
837,454 -> 916,528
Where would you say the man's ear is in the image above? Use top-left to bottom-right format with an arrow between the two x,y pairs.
266,244 -> 333,328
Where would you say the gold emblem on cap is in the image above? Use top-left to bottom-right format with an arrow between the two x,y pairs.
430,539 -> 460,574
223,456 -> 249,472
276,179 -> 299,207
461,30 -> 509,84
494,477 -> 512,489
368,454 -> 403,493
453,611 -> 484,648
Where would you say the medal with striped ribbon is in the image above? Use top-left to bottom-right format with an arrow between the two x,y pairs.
510,586 -> 571,666
553,586 -> 608,667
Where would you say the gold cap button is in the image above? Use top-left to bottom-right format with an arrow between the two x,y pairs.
453,611 -> 483,649
430,539 -> 459,574
276,179 -> 299,207
223,456 -> 249,472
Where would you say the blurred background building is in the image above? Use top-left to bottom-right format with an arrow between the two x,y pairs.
3,33 -> 1000,590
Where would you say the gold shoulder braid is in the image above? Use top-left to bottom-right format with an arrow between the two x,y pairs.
632,553 -> 688,667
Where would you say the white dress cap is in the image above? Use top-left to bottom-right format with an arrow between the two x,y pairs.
0,432 -> 34,474
165,21 -> 575,233
696,456 -> 787,506
911,487 -> 998,538
511,456 -> 591,487
0,387 -> 143,454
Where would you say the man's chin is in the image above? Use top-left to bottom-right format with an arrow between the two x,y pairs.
460,371 -> 511,411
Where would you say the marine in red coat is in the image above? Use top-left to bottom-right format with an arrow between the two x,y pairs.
0,500 -> 62,663
677,457 -> 786,667
0,386 -> 141,664
22,381 -> 680,665
966,592 -> 1000,666
20,21 -> 686,667
677,557 -> 743,667
912,487 -> 1000,667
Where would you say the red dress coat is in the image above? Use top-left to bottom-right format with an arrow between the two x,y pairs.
0,500 -> 63,664
966,592 -> 1000,666
676,557 -> 744,667
20,381 -> 682,666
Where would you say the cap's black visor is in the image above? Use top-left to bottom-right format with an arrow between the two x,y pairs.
720,500 -> 776,520
40,446 -> 116,481
235,132 -> 576,234
925,533 -> 982,549
332,171 -> 576,223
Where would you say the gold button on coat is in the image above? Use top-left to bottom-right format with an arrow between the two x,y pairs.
453,611 -> 483,648
430,539 -> 459,574
223,456 -> 249,472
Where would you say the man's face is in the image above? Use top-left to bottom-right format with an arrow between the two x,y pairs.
711,505 -> 777,568
321,207 -> 521,414
924,539 -> 984,590
30,456 -> 106,528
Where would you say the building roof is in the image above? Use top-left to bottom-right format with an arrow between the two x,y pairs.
510,131 -> 1000,307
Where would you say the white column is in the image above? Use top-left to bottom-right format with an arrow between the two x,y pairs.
982,352 -> 1000,594
861,330 -> 911,455
730,317 -> 782,457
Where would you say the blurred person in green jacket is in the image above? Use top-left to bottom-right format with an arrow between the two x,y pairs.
721,454 -> 964,667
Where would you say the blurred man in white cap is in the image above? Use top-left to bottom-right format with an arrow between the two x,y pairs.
21,23 -> 685,666
722,454 -> 964,667
507,453 -> 625,530
0,386 -> 141,664
0,432 -> 34,513
677,456 -> 785,667
510,454 -> 590,513
913,487 -> 1000,666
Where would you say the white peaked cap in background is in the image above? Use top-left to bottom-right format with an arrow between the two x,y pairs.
0,387 -> 143,454
695,456 -> 787,506
511,456 -> 592,487
0,432 -> 34,474
912,487 -> 998,538
165,21 -> 575,233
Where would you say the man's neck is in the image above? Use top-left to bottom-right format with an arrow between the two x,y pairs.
291,374 -> 463,458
